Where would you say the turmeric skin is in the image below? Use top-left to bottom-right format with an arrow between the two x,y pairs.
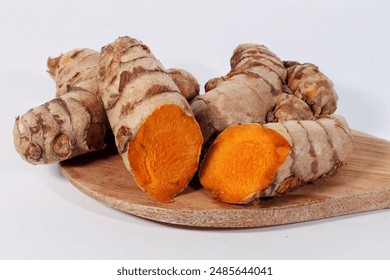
192,43 -> 317,145
167,68 -> 199,102
284,61 -> 338,116
191,44 -> 286,144
267,90 -> 314,122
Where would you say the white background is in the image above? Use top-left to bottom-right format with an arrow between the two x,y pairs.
1,0 -> 389,259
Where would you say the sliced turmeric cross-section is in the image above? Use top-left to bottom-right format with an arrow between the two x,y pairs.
199,124 -> 291,204
129,104 -> 203,202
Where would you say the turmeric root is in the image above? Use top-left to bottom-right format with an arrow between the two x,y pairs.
192,43 -> 339,146
13,45 -> 201,165
192,43 -> 313,144
199,115 -> 353,204
98,36 -> 203,202
285,61 -> 338,116
13,49 -> 108,164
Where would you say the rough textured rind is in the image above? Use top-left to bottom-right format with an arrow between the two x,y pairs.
191,43 -> 286,144
167,68 -> 199,102
261,115 -> 353,197
98,36 -> 203,202
267,91 -> 314,122
285,61 -> 338,116
14,49 -> 107,164
47,49 -> 100,98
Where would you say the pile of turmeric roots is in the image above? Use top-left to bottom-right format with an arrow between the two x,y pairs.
14,36 -> 353,204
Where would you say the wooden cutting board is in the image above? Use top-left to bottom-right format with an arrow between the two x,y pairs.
60,130 -> 390,228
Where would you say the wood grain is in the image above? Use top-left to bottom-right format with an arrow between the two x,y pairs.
60,130 -> 390,228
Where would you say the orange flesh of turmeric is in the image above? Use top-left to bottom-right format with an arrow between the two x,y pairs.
306,88 -> 318,99
128,104 -> 203,202
199,124 -> 291,203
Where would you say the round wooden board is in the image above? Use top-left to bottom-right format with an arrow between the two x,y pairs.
60,130 -> 390,228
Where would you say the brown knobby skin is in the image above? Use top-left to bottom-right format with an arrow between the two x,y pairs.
226,46 -> 315,123
284,61 -> 338,116
191,43 -> 314,145
13,49 -> 108,164
98,36 -> 203,202
167,68 -> 199,102
199,115 -> 353,204
267,92 -> 314,122
191,43 -> 285,144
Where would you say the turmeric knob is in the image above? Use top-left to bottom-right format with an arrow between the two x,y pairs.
285,61 -> 338,116
167,68 -> 199,102
13,49 -> 107,164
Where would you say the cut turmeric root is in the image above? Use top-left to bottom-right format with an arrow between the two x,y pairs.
13,45 -> 200,165
199,115 -> 353,204
99,36 -> 203,202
